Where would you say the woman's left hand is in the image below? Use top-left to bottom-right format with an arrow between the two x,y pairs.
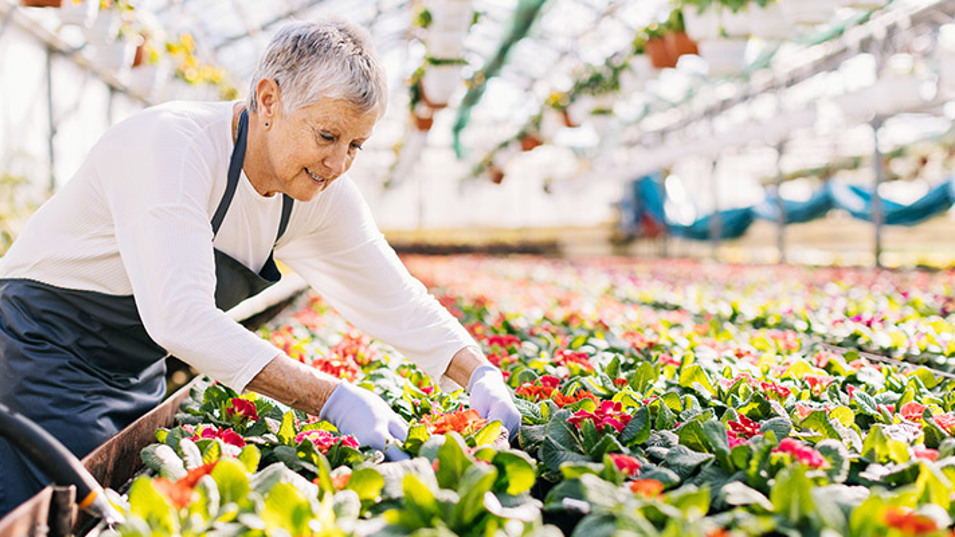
467,364 -> 521,441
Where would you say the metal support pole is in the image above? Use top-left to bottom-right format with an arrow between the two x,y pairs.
45,46 -> 56,194
871,117 -> 885,268
774,142 -> 787,264
709,158 -> 721,261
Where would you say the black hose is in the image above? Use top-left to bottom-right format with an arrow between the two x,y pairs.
0,402 -> 124,525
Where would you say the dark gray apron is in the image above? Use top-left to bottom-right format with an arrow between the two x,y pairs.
0,109 -> 292,515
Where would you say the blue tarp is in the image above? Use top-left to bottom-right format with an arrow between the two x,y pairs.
630,174 -> 955,241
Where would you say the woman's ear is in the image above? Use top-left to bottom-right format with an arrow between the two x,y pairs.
256,78 -> 281,123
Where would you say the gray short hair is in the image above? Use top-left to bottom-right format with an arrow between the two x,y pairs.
247,18 -> 387,117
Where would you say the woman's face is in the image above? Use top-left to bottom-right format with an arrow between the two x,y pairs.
255,94 -> 378,201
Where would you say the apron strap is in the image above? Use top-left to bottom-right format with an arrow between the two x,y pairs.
276,194 -> 293,245
211,109 -> 295,241
211,109 -> 248,236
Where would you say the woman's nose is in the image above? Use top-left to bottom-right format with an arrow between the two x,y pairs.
323,146 -> 348,176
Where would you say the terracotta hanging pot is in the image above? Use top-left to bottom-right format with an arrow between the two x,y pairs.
519,133 -> 543,152
489,165 -> 505,184
645,37 -> 675,69
20,0 -> 62,6
665,31 -> 699,61
411,102 -> 434,131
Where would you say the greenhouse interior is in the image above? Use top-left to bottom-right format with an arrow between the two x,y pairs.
4,0 -> 955,535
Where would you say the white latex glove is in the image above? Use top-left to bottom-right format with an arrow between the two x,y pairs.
319,382 -> 410,461
467,364 -> 521,441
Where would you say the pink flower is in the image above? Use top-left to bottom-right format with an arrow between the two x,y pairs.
913,447 -> 939,461
608,454 -> 641,476
539,375 -> 561,388
899,402 -> 926,422
803,375 -> 832,394
295,429 -> 360,453
226,398 -> 259,422
727,429 -> 746,449
760,381 -> 791,400
199,426 -> 246,448
567,401 -> 632,433
772,438 -> 828,469
727,414 -> 761,439
934,413 -> 955,434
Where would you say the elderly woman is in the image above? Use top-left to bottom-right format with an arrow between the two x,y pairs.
0,18 -> 519,515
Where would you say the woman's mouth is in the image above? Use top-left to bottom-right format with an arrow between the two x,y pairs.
305,168 -> 327,187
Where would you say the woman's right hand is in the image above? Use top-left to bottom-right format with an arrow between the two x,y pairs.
319,382 -> 410,461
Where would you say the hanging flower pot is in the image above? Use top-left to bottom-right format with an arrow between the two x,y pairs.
19,0 -> 62,7
645,37 -> 675,69
420,62 -> 463,108
411,101 -> 434,131
488,165 -> 505,184
698,37 -> 749,77
665,32 -> 699,62
589,109 -> 614,138
57,0 -> 98,27
779,0 -> 835,26
519,132 -> 543,152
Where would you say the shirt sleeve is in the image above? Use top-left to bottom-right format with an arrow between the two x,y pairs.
276,178 -> 477,383
92,113 -> 279,391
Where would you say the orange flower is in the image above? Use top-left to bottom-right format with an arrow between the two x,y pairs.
552,389 -> 598,408
423,409 -> 488,435
883,507 -> 938,535
331,470 -> 351,490
629,479 -> 663,498
153,461 -> 218,509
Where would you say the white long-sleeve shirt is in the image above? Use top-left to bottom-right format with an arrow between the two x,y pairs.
0,100 -> 476,391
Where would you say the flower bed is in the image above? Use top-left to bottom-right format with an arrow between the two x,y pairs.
103,255 -> 955,536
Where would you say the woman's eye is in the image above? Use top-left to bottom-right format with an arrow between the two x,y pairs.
350,143 -> 363,151
319,132 -> 335,142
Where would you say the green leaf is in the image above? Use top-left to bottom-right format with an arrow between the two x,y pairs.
665,445 -> 714,480
759,416 -> 793,440
402,472 -> 438,528
630,362 -> 657,394
541,436 -> 591,473
815,439 -> 851,483
769,467 -> 815,526
589,433 -> 625,460
491,450 -> 537,495
915,462 -> 953,510
721,481 -> 773,511
514,398 -> 544,424
278,411 -> 296,445
211,457 -> 251,507
853,390 -> 879,416
619,405 -> 651,446
346,467 -> 385,503
403,424 -> 431,457
678,365 -> 715,396
436,432 -> 471,490
914,367 -> 941,389
237,445 -> 261,474
473,420 -> 503,446
141,444 -> 187,481
452,463 -> 498,528
127,476 -> 178,534
262,481 -> 311,536
178,438 -> 203,471
202,439 -> 222,465
861,425 -> 909,464
799,410 -> 841,441
678,421 -> 709,454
